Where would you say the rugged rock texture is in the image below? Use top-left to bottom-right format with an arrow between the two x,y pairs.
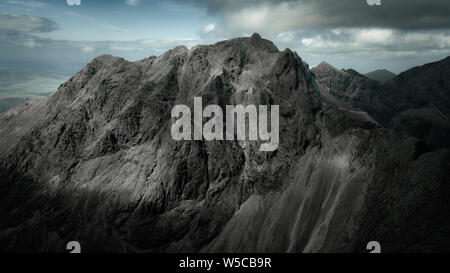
312,59 -> 450,150
311,62 -> 381,110
0,34 -> 449,252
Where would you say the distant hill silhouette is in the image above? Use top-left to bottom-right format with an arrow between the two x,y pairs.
364,69 -> 396,82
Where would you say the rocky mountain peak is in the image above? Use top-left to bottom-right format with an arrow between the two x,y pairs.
213,32 -> 279,54
248,32 -> 278,52
0,35 -> 449,253
251,32 -> 262,40
314,61 -> 338,72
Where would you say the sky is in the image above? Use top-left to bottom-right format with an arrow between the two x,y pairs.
0,0 -> 449,75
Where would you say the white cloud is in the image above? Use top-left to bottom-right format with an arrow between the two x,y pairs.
66,0 -> 81,6
276,32 -> 296,43
355,29 -> 394,44
225,6 -> 270,32
273,28 -> 450,61
81,45 -> 95,53
23,39 -> 38,48
198,23 -> 229,39
125,0 -> 140,6
202,23 -> 216,34
0,14 -> 56,33
7,0 -> 47,8
103,24 -> 128,33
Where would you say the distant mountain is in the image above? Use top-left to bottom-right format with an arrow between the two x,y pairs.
313,57 -> 450,150
1,35 -> 449,253
364,69 -> 396,82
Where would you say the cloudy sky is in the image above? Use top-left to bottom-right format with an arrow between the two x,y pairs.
0,0 -> 449,74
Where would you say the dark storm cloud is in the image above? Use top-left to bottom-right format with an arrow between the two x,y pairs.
0,2 -> 448,75
190,0 -> 450,30
189,0 -> 450,72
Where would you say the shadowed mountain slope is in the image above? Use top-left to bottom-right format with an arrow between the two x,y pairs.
312,58 -> 450,150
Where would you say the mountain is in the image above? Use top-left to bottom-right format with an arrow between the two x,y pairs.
311,62 -> 380,108
364,69 -> 396,83
0,34 -> 449,253
313,58 -> 450,150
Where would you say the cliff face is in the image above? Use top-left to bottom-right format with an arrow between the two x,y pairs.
0,34 -> 449,252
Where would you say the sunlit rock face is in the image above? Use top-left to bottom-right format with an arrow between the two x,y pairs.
0,34 -> 449,253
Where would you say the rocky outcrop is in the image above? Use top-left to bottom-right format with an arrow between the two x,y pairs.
0,34 -> 449,252
312,62 -> 380,102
